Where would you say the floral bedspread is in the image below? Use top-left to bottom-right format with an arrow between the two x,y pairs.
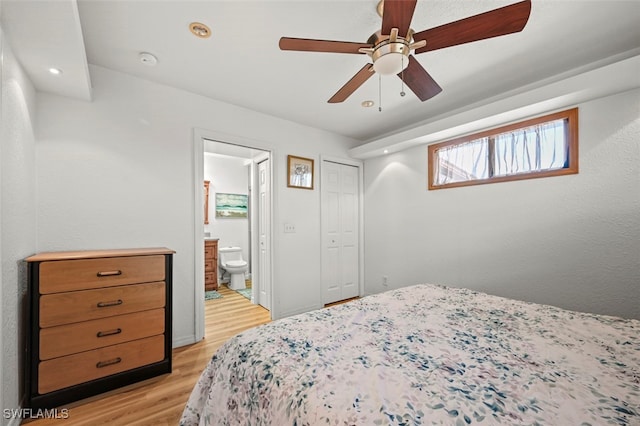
181,284 -> 639,425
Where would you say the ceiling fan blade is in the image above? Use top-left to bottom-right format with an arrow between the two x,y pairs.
279,37 -> 371,54
413,0 -> 532,54
381,0 -> 418,38
328,64 -> 375,103
398,56 -> 442,102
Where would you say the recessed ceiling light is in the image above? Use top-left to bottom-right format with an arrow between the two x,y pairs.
361,100 -> 375,108
48,68 -> 62,75
383,149 -> 389,154
139,52 -> 158,66
189,22 -> 211,38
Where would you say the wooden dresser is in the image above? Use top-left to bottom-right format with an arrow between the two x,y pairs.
25,247 -> 174,409
204,239 -> 218,290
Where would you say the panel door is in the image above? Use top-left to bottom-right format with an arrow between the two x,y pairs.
322,161 -> 359,304
258,159 -> 271,310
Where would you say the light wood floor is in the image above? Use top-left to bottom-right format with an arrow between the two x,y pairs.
25,285 -> 271,425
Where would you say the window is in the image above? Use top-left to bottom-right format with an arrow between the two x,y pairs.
428,108 -> 578,190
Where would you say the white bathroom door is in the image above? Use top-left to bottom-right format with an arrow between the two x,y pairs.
322,161 -> 359,304
257,159 -> 271,310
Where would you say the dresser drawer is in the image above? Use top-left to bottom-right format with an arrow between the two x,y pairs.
40,282 -> 165,328
38,335 -> 165,394
39,255 -> 165,294
39,308 -> 165,360
205,246 -> 214,259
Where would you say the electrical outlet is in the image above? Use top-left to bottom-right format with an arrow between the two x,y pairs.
382,275 -> 388,287
284,223 -> 296,233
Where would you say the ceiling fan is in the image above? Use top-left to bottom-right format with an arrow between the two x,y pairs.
279,0 -> 532,104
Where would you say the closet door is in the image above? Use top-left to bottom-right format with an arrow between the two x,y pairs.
322,161 -> 359,304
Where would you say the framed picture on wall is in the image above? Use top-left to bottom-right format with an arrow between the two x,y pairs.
215,193 -> 248,218
287,155 -> 314,190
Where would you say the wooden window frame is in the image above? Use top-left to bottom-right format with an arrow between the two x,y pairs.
428,108 -> 579,190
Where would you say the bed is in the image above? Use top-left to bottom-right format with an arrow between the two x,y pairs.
180,284 -> 639,425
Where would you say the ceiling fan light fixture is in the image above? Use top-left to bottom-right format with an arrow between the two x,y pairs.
361,100 -> 375,108
371,40 -> 410,75
373,51 -> 409,75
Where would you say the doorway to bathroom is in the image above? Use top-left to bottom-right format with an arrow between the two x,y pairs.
194,133 -> 273,342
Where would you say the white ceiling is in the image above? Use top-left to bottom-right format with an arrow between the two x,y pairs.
2,0 -> 640,143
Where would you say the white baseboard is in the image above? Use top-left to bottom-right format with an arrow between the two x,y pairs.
173,334 -> 199,348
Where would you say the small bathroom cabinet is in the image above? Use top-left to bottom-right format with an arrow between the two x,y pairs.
205,239 -> 219,290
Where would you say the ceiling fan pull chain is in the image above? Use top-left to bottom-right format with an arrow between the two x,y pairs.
378,74 -> 382,112
400,55 -> 406,97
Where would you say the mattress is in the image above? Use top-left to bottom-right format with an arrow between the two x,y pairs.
181,284 -> 639,425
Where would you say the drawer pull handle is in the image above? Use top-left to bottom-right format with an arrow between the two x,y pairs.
96,357 -> 122,368
97,299 -> 123,308
97,328 -> 122,338
97,270 -> 122,277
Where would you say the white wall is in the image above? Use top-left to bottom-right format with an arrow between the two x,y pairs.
204,153 -> 250,270
363,88 -> 640,320
35,65 -> 358,346
1,25 -> 37,422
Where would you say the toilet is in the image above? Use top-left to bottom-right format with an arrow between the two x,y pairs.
218,247 -> 248,290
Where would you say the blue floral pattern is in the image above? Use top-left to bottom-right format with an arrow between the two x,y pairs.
181,284 -> 639,425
